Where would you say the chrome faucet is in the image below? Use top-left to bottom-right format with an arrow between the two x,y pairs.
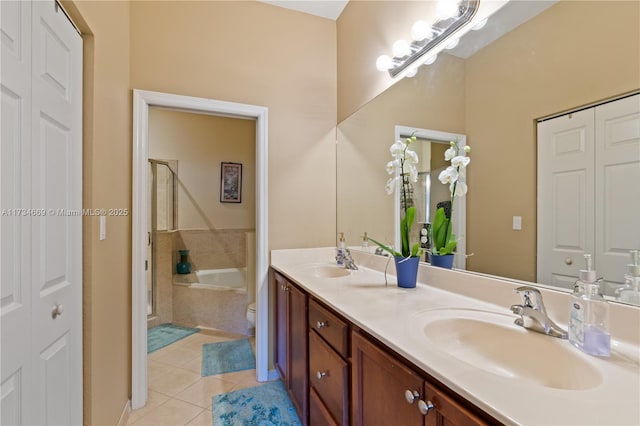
510,286 -> 567,339
342,249 -> 359,270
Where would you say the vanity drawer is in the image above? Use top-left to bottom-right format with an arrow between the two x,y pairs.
309,331 -> 349,425
309,299 -> 349,357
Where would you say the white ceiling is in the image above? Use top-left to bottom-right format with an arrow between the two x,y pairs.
257,0 -> 349,20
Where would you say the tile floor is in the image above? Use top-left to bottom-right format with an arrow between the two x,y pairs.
127,331 -> 260,426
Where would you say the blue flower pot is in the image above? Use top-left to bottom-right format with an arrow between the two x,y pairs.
430,253 -> 454,269
394,256 -> 420,288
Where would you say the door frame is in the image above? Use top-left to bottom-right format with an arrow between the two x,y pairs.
131,89 -> 269,409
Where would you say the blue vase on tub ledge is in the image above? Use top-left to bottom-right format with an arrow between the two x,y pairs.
177,249 -> 191,274
394,256 -> 420,288
429,253 -> 454,269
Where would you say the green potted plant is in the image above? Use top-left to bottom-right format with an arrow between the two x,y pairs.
430,141 -> 471,268
369,134 -> 424,288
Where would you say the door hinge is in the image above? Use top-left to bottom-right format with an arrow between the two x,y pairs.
145,260 -> 148,271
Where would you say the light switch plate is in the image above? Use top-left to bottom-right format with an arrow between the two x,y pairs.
99,215 -> 106,240
512,215 -> 522,231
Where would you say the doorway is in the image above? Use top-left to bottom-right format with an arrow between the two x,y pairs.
132,90 -> 270,409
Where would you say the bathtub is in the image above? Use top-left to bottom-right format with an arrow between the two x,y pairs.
194,268 -> 246,290
173,267 -> 250,334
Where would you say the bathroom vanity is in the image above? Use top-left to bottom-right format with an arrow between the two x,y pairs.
270,248 -> 640,426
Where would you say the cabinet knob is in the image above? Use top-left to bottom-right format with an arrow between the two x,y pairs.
418,400 -> 435,415
404,390 -> 420,404
565,257 -> 573,265
281,284 -> 289,291
316,320 -> 328,329
316,371 -> 327,380
51,304 -> 64,319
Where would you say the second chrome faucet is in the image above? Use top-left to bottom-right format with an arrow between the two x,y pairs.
510,286 -> 567,339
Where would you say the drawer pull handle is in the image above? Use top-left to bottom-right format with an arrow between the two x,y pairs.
404,390 -> 420,404
316,320 -> 328,329
418,400 -> 435,415
316,371 -> 327,380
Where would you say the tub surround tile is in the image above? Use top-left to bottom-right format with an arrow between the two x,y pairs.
172,286 -> 249,335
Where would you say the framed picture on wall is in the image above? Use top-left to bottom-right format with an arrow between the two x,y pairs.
220,162 -> 242,203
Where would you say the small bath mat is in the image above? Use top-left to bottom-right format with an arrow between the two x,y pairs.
147,323 -> 200,353
212,381 -> 301,426
202,339 -> 255,377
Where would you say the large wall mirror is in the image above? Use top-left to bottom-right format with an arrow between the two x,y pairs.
336,0 -> 640,305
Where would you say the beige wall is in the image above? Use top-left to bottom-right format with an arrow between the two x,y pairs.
62,1 -> 132,424
130,1 -> 337,250
149,108 -> 256,230
465,0 -> 640,281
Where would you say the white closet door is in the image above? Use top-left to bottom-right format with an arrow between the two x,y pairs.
595,94 -> 640,285
1,1 -> 83,424
1,1 -> 33,424
537,108 -> 595,289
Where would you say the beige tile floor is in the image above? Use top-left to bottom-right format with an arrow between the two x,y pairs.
127,331 -> 260,426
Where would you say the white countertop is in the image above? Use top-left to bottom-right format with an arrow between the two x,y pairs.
271,247 -> 640,426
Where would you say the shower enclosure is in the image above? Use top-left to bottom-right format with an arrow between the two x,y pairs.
147,159 -> 177,317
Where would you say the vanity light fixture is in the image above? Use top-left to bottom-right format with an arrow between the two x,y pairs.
375,0 -> 480,78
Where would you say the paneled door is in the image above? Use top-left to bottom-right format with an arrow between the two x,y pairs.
594,94 -> 640,286
537,108 -> 595,289
1,1 -> 83,424
538,94 -> 640,290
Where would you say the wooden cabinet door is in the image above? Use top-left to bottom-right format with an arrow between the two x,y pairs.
288,283 -> 308,424
274,273 -> 289,385
423,382 -> 489,426
351,331 -> 424,426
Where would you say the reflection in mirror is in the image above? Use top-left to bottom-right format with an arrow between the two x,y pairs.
393,126 -> 467,270
336,0 -> 640,306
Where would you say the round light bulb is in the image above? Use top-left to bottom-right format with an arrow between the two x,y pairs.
437,0 -> 460,20
392,40 -> 411,57
411,20 -> 432,41
445,38 -> 460,50
471,18 -> 488,31
376,55 -> 392,71
424,54 -> 437,65
405,67 -> 419,78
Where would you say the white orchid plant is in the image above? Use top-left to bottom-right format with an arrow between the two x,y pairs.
431,141 -> 471,256
369,134 -> 423,259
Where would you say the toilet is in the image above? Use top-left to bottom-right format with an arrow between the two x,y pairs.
246,302 -> 256,335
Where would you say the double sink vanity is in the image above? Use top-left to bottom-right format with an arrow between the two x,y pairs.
270,247 -> 640,425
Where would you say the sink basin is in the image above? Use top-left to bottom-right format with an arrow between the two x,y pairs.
420,309 -> 602,390
294,263 -> 351,278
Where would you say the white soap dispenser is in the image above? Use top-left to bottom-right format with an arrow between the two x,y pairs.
617,250 -> 640,305
361,232 -> 370,250
568,254 -> 611,356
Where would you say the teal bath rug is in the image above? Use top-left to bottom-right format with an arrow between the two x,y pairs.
147,323 -> 200,354
202,339 -> 255,377
212,381 -> 301,426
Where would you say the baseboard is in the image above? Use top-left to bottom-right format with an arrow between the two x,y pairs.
117,399 -> 131,426
267,368 -> 280,381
